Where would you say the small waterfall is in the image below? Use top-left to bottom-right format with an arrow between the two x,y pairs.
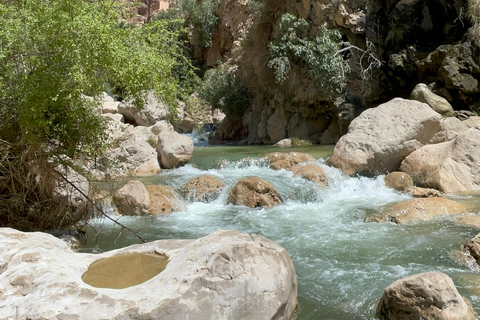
85,153 -> 480,320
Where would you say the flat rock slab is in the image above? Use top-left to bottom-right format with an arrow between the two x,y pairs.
0,228 -> 298,320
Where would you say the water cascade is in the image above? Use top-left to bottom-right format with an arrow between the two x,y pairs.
83,147 -> 480,319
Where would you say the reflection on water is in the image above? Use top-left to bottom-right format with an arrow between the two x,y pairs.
84,145 -> 480,319
82,252 -> 168,289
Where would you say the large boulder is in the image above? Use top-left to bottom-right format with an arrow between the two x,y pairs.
228,177 -> 283,208
410,83 -> 455,117
112,180 -> 150,216
400,126 -> 480,193
182,175 -> 225,203
376,272 -> 475,320
377,198 -> 467,224
266,152 -> 315,171
0,228 -> 298,320
328,98 -> 444,176
157,125 -> 194,169
118,91 -> 169,126
146,185 -> 182,214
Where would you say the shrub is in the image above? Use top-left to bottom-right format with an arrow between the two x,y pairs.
176,0 -> 220,48
267,13 -> 348,99
198,64 -> 252,116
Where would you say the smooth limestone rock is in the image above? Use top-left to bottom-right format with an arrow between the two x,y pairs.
99,92 -> 120,114
182,175 -> 225,203
118,90 -> 168,126
292,163 -> 328,186
378,198 -> 467,224
376,272 -> 476,320
410,83 -> 455,117
266,152 -> 315,171
113,180 -> 150,216
400,126 -> 480,193
328,98 -> 444,176
228,177 -> 283,208
157,125 -> 194,169
0,228 -> 298,320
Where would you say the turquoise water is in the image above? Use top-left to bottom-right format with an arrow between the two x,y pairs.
83,146 -> 480,319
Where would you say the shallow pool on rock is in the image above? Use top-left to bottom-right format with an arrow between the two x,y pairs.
82,252 -> 168,289
83,145 -> 480,319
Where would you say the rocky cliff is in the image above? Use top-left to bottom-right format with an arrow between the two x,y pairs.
189,0 -> 480,144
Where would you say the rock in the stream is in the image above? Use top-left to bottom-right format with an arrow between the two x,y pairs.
292,163 -> 328,186
328,98 -> 444,176
0,228 -> 298,320
377,198 -> 467,224
228,177 -> 283,208
112,180 -> 150,216
462,233 -> 480,270
400,126 -> 480,193
376,272 -> 476,320
146,184 -> 182,214
182,175 -> 225,203
266,152 -> 315,171
156,124 -> 194,169
384,172 -> 414,192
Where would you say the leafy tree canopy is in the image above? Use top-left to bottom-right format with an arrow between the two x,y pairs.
0,0 -> 193,160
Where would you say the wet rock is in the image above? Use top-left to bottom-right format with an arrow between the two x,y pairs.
410,83 -> 454,117
384,172 -> 414,192
182,175 -> 225,203
0,228 -> 298,320
156,125 -> 194,169
266,152 -> 315,171
400,126 -> 480,193
118,91 -> 168,126
112,180 -> 150,216
463,233 -> 480,270
292,163 -> 328,187
455,216 -> 480,229
408,187 -> 442,198
228,177 -> 283,208
379,198 -> 467,224
146,185 -> 182,214
328,98 -> 443,176
376,272 -> 475,320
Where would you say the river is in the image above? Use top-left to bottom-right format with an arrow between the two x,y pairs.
82,145 -> 480,319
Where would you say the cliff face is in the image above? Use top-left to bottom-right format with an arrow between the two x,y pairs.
194,0 -> 479,144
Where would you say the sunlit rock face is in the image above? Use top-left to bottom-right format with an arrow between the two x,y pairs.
376,272 -> 476,320
328,98 -> 444,176
0,228 -> 298,320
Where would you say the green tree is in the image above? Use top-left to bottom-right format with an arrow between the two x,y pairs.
0,0 -> 196,230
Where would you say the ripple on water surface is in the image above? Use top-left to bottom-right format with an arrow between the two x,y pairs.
84,149 -> 480,320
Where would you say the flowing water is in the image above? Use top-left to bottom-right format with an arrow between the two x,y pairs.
82,145 -> 480,319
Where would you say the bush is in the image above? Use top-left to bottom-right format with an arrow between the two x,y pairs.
267,13 -> 348,99
198,64 -> 252,116
0,0 -> 197,230
176,0 -> 220,48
